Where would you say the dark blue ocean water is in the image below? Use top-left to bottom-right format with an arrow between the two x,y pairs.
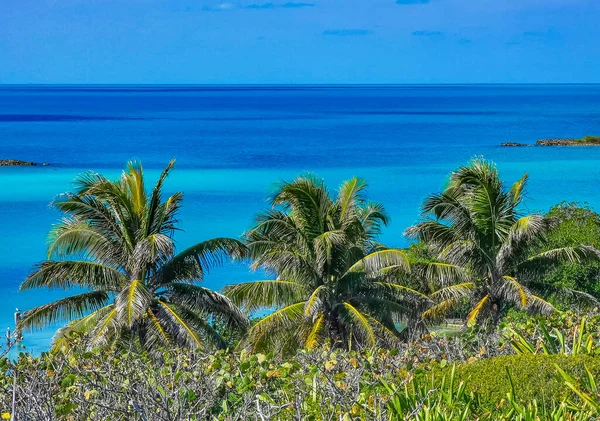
2,84 -> 600,354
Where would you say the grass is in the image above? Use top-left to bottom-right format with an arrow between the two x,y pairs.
431,323 -> 464,337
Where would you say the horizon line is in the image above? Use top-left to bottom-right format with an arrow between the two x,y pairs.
2,82 -> 600,87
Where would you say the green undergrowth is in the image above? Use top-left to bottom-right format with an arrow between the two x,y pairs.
447,354 -> 600,411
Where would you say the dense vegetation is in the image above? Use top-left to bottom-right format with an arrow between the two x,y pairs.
3,157 -> 600,420
3,313 -> 600,420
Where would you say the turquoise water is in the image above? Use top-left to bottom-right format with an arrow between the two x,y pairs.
2,84 -> 600,354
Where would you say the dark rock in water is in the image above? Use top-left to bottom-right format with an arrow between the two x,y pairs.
501,142 -> 531,147
537,136 -> 600,146
536,138 -> 579,146
0,159 -> 37,166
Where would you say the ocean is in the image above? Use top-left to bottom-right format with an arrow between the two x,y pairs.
2,84 -> 600,355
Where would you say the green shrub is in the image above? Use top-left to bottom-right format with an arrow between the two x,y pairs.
539,202 -> 600,300
449,354 -> 600,411
581,135 -> 600,144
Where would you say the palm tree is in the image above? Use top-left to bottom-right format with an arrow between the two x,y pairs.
224,175 -> 428,355
19,159 -> 249,353
406,158 -> 600,326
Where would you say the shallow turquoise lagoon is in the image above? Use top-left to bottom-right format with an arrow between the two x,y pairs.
2,85 -> 600,354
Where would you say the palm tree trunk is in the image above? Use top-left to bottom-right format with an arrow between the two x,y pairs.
325,310 -> 344,349
489,297 -> 502,326
399,319 -> 429,341
489,271 -> 503,326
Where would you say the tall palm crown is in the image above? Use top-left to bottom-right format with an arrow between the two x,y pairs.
225,175 -> 425,354
19,160 -> 248,352
407,158 -> 600,326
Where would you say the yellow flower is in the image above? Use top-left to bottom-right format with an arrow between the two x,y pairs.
1,412 -> 10,420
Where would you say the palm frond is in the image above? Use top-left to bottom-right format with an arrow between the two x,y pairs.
314,230 -> 347,269
467,295 -> 489,327
122,159 -> 147,216
358,202 -> 389,238
429,282 -> 474,302
496,214 -> 550,271
115,279 -> 153,327
142,307 -> 171,349
47,220 -> 122,265
19,291 -> 110,331
88,307 -> 119,348
144,159 -> 176,236
245,210 -> 308,256
250,249 -> 317,283
243,302 -> 305,352
363,313 -> 403,344
166,283 -> 249,329
51,305 -> 114,353
131,233 -> 175,275
271,174 -> 332,235
517,246 -> 600,285
304,285 -> 324,317
521,246 -> 600,269
410,261 -> 471,287
404,221 -> 457,248
304,313 -> 325,349
224,280 -> 306,312
156,300 -> 206,350
495,276 -> 529,308
20,261 -> 125,291
509,173 -> 528,207
340,302 -> 376,347
156,301 -> 225,350
154,238 -> 247,285
422,299 -> 457,323
153,192 -> 183,236
337,177 -> 367,224
51,193 -> 127,246
347,249 -> 410,274
373,282 -> 431,301
527,295 -> 555,315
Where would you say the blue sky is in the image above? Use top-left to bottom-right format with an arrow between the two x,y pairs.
1,0 -> 599,83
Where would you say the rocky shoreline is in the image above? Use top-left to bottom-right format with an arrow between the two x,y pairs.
500,142 -> 530,147
501,136 -> 600,147
0,159 -> 38,166
536,138 -> 600,146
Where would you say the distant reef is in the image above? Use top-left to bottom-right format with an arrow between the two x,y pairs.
0,159 -> 39,166
501,135 -> 600,147
537,136 -> 600,146
501,142 -> 530,147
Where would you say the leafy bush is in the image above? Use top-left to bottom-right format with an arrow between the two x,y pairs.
0,347 -> 415,420
2,345 -> 600,419
542,202 -> 600,299
450,354 -> 600,411
581,135 -> 600,144
2,313 -> 600,419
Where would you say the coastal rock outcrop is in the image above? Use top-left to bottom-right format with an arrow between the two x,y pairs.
500,136 -> 600,147
537,136 -> 600,146
501,142 -> 531,147
536,138 -> 579,146
0,159 -> 37,166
